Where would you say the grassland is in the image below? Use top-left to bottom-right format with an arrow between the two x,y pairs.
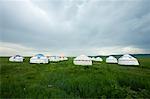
0,57 -> 150,98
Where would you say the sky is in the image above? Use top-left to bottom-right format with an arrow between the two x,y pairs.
0,0 -> 150,56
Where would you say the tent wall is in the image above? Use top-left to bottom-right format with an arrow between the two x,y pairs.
30,58 -> 48,64
9,57 -> 23,62
118,60 -> 139,65
73,60 -> 92,65
106,59 -> 117,63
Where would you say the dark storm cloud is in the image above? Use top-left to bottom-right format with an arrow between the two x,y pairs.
0,0 -> 150,55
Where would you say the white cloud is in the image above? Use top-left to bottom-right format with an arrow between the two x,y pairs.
0,0 -> 150,56
0,42 -> 36,56
0,42 -> 149,56
97,46 -> 149,56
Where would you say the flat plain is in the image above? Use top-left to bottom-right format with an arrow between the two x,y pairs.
0,57 -> 150,98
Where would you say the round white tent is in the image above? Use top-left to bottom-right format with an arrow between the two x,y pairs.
95,57 -> 103,62
30,54 -> 48,64
106,56 -> 117,63
73,55 -> 92,66
59,56 -> 65,61
49,56 -> 60,62
64,57 -> 68,61
62,57 -> 68,61
91,57 -> 96,61
9,55 -> 24,62
118,54 -> 139,65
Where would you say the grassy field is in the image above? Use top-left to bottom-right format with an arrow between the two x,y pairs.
0,57 -> 150,98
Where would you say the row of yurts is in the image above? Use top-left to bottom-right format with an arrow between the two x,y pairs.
9,54 -> 139,66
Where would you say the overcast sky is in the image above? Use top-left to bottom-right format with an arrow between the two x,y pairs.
0,0 -> 150,56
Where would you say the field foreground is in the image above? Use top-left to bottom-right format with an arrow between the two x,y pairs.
0,57 -> 150,98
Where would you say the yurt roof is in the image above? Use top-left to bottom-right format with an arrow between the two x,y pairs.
35,54 -> 44,57
33,54 -> 45,59
13,55 -> 22,58
107,56 -> 116,59
74,55 -> 91,61
123,54 -> 132,58
96,57 -> 102,59
119,54 -> 137,60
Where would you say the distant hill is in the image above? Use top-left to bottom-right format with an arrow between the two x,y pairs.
132,54 -> 150,58
94,54 -> 150,59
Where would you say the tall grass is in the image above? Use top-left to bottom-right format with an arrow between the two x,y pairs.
0,57 -> 150,98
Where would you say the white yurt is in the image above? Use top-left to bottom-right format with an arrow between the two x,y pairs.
95,57 -> 103,62
9,55 -> 24,62
30,54 -> 48,64
118,54 -> 139,65
73,55 -> 92,66
59,56 -> 65,61
91,57 -> 96,61
59,56 -> 68,61
64,57 -> 68,61
106,56 -> 117,63
49,56 -> 60,62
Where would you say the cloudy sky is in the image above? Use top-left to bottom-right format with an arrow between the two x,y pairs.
0,0 -> 150,56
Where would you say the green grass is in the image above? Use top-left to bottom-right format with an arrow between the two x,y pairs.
0,57 -> 150,98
